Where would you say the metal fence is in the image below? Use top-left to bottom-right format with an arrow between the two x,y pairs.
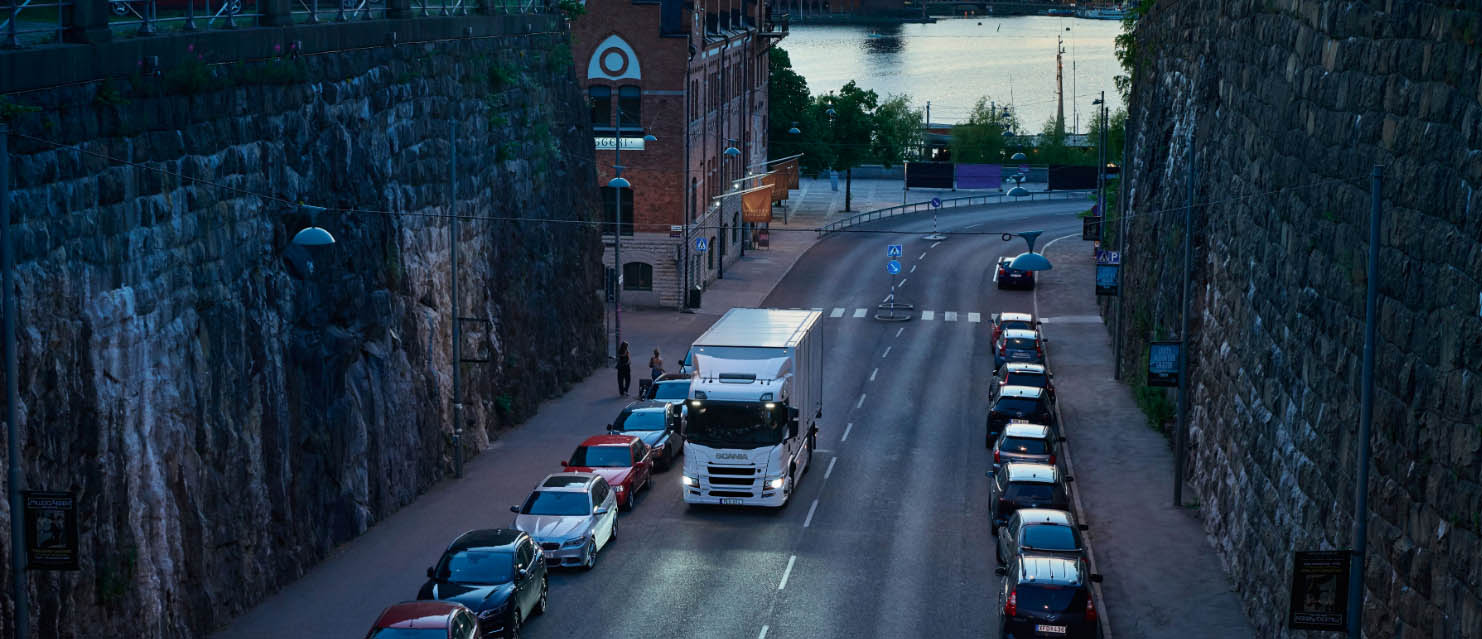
105,0 -> 263,35
3,0 -> 73,47
817,190 -> 1093,236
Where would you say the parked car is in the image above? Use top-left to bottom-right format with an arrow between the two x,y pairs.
992,421 -> 1063,468
986,385 -> 1056,446
989,312 -> 1040,342
418,529 -> 547,639
986,462 -> 1073,533
993,328 -> 1046,368
993,361 -> 1055,403
562,434 -> 653,510
995,508 -> 1088,564
996,256 -> 1036,290
609,400 -> 684,471
994,553 -> 1102,639
645,373 -> 692,403
365,601 -> 479,639
511,473 -> 618,571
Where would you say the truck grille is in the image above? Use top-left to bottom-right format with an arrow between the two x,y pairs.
709,476 -> 754,486
709,466 -> 756,476
709,490 -> 752,498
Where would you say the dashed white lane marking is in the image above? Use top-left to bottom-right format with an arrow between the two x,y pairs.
803,499 -> 819,527
969,312 -> 982,323
898,278 -> 908,288
853,307 -> 867,318
855,393 -> 867,409
881,346 -> 892,358
825,457 -> 837,479
778,555 -> 797,590
895,327 -> 905,338
830,307 -> 845,318
918,252 -> 927,260
993,267 -> 1000,283
870,368 -> 878,381
758,626 -> 769,639
945,311 -> 958,322
842,422 -> 854,441
910,264 -> 917,273
965,223 -> 981,229
931,241 -> 941,248
921,310 -> 935,321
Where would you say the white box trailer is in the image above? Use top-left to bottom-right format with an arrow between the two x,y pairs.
681,308 -> 824,507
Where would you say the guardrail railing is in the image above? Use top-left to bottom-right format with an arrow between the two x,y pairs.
3,0 -> 73,47
106,0 -> 262,35
817,190 -> 1093,236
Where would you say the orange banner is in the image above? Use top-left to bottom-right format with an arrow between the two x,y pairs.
780,158 -> 800,189
742,186 -> 773,223
762,171 -> 788,203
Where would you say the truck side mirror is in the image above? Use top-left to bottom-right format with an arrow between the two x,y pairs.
788,420 -> 799,438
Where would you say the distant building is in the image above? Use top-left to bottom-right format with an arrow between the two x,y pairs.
572,0 -> 787,309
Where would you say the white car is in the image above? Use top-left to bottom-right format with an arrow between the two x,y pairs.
511,473 -> 618,570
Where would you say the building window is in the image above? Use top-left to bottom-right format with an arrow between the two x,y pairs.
618,86 -> 642,130
590,86 -> 612,129
732,213 -> 740,244
601,186 -> 634,236
622,262 -> 653,291
707,237 -> 716,270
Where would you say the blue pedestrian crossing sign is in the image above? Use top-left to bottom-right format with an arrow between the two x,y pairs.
887,260 -> 902,275
930,197 -> 942,208
695,237 -> 709,252
886,244 -> 904,258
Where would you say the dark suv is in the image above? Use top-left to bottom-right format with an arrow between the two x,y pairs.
992,422 -> 1063,468
996,257 -> 1036,290
987,462 -> 1073,533
986,385 -> 1055,446
995,553 -> 1102,639
994,362 -> 1055,403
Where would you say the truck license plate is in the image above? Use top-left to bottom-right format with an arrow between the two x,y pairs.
720,498 -> 743,505
1035,624 -> 1067,635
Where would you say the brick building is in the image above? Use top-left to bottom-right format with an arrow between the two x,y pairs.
572,0 -> 787,309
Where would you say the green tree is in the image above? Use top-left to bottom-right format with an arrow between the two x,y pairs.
768,47 -> 813,162
1088,107 -> 1127,168
950,97 -> 1022,164
870,94 -> 923,168
817,81 -> 880,212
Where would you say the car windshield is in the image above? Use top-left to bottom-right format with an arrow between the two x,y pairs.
616,410 -> 666,431
1004,372 -> 1045,387
687,401 -> 785,449
1003,320 -> 1035,331
1005,338 -> 1038,350
1016,584 -> 1087,613
521,490 -> 592,516
371,629 -> 449,639
993,398 -> 1043,415
652,381 -> 691,400
1001,436 -> 1049,455
1006,483 -> 1057,502
1022,524 -> 1079,551
435,550 -> 514,585
569,445 -> 631,467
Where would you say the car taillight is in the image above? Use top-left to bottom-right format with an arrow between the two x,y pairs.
1086,596 -> 1097,622
1036,341 -> 1044,355
1048,454 -> 1056,465
1005,589 -> 1017,617
999,342 -> 1007,356
994,449 -> 1001,464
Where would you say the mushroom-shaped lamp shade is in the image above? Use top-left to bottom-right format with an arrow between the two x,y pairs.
724,146 -> 741,157
788,122 -> 801,135
1006,186 -> 1030,197
643,134 -> 658,142
1010,152 -> 1027,161
1008,251 -> 1053,271
292,226 -> 336,247
825,108 -> 837,117
608,177 -> 631,189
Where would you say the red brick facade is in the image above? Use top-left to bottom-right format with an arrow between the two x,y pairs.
572,0 -> 783,308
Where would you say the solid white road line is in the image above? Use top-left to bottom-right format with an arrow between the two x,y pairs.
945,311 -> 958,322
778,555 -> 797,590
853,307 -> 867,318
803,499 -> 819,527
870,368 -> 878,381
855,393 -> 866,409
993,267 -> 1000,283
898,278 -> 908,287
968,312 -> 982,323
910,264 -> 917,273
895,327 -> 904,338
881,346 -> 892,358
825,457 -> 837,479
842,422 -> 854,441
921,310 -> 935,321
830,307 -> 845,318
758,626 -> 769,639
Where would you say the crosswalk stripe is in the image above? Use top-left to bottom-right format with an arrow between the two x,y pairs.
945,311 -> 958,322
811,307 -> 824,312
968,312 -> 982,323
830,307 -> 845,318
853,308 -> 867,318
921,310 -> 935,321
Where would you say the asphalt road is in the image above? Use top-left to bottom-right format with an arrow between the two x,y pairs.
213,199 -> 1086,639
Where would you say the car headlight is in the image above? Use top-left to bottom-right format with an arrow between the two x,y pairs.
562,534 -> 588,548
477,602 -> 506,619
766,477 -> 785,490
681,475 -> 698,487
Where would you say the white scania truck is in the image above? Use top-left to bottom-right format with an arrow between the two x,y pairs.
681,308 -> 823,508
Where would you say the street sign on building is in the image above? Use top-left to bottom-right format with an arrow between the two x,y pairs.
23,490 -> 78,571
886,260 -> 901,275
695,237 -> 709,252
886,244 -> 903,258
1096,249 -> 1120,265
1288,551 -> 1350,631
670,225 -> 683,238
1147,341 -> 1180,387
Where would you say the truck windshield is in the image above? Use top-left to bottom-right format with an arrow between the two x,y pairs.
687,402 -> 785,449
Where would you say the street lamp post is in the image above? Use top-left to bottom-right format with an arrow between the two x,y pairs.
1347,165 -> 1382,639
2,121 -> 30,639
1093,92 -> 1106,243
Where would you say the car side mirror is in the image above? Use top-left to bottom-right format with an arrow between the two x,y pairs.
1064,476 -> 1074,482
1078,524 -> 1089,531
517,567 -> 530,581
510,505 -> 521,513
788,420 -> 799,438
607,424 -> 616,433
426,566 -> 436,578
594,506 -> 610,515
1048,372 -> 1054,379
1058,436 -> 1068,442
1090,573 -> 1103,583
994,567 -> 1006,576
560,460 -> 569,466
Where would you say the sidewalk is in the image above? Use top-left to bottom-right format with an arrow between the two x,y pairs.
1034,236 -> 1255,639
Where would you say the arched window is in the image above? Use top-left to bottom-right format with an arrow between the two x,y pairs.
622,262 -> 653,291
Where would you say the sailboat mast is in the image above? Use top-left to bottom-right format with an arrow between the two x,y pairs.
1056,35 -> 1066,138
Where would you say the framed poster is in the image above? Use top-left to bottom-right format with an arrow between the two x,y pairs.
1147,341 -> 1181,387
1095,264 -> 1120,296
1288,551 -> 1349,631
1082,215 -> 1101,240
24,490 -> 79,571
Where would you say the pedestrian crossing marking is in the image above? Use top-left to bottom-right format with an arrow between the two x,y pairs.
853,308 -> 867,318
968,312 -> 981,323
921,310 -> 935,321
830,307 -> 845,318
811,307 -> 824,312
945,311 -> 958,322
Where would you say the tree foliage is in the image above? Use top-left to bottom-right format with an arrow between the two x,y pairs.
871,94 -> 922,168
768,47 -> 812,161
950,97 -> 1021,164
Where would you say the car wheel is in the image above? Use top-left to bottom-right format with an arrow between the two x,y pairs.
507,607 -> 521,639
624,489 -> 635,510
533,576 -> 548,616
609,517 -> 618,543
582,539 -> 598,571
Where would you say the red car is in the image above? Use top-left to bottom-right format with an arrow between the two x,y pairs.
365,600 -> 479,639
561,434 -> 653,511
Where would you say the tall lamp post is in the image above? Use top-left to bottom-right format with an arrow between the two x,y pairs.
2,120 -> 29,639
609,106 -> 656,355
1092,92 -> 1106,243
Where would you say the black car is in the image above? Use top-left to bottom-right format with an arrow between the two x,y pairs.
986,462 -> 1073,533
609,400 -> 685,470
992,422 -> 1063,468
993,362 -> 1055,403
419,529 -> 548,638
645,373 -> 692,403
995,553 -> 1102,639
996,257 -> 1036,290
993,329 -> 1046,368
986,385 -> 1055,446
995,508 -> 1088,564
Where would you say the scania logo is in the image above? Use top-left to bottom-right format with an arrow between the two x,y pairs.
716,453 -> 748,460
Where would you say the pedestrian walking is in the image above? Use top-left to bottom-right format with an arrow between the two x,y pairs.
648,348 -> 664,382
616,342 -> 632,396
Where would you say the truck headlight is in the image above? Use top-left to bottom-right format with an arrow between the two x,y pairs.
681,475 -> 698,487
766,477 -> 785,490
